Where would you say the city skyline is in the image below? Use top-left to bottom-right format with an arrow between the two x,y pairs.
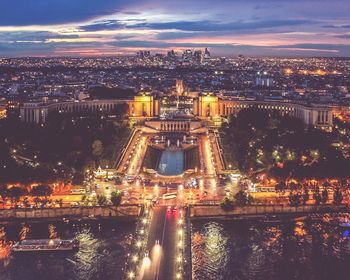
0,0 -> 350,57
2,2 -> 350,280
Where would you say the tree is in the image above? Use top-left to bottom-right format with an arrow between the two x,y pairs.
97,194 -> 108,206
234,190 -> 253,206
302,189 -> 310,205
30,185 -> 52,208
30,185 -> 52,197
72,172 -> 85,185
276,182 -> 287,193
289,192 -> 301,207
333,187 -> 343,205
55,199 -> 63,207
220,197 -> 234,211
321,188 -> 329,204
0,185 -> 8,206
23,197 -> 30,208
110,191 -> 122,206
7,186 -> 27,206
313,188 -> 321,205
92,140 -> 103,158
83,159 -> 96,173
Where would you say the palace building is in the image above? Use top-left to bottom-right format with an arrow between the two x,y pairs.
19,94 -> 160,124
129,95 -> 160,118
193,95 -> 333,130
19,93 -> 333,130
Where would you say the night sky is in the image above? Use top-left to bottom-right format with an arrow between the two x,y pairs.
0,0 -> 349,57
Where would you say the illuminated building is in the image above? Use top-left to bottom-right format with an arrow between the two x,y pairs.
19,90 -> 333,130
255,71 -> 274,87
129,95 -> 160,118
193,95 -> 333,130
19,94 -> 160,123
176,80 -> 185,96
0,103 -> 6,119
193,95 -> 219,117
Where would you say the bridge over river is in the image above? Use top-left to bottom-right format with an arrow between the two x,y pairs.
130,205 -> 190,280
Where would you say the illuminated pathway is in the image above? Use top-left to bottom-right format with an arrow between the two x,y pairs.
199,133 -> 221,201
126,134 -> 148,176
136,206 -> 187,280
200,134 -> 216,177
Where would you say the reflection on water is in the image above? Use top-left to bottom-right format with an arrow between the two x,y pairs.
158,148 -> 184,176
0,220 -> 135,280
192,217 -> 350,280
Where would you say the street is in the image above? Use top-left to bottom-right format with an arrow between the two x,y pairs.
138,206 -> 179,280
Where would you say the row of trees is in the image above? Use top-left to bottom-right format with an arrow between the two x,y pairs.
220,107 -> 350,180
220,190 -> 254,211
288,187 -> 343,207
220,187 -> 344,211
81,191 -> 123,207
0,108 -> 129,185
0,185 -> 52,207
0,184 -> 123,208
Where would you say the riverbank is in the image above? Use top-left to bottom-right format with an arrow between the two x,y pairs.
190,204 -> 349,219
0,205 -> 141,222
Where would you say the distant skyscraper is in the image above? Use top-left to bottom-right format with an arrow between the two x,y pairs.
182,49 -> 193,63
137,51 -> 144,59
167,50 -> 177,58
204,48 -> 210,57
193,50 -> 202,64
137,50 -> 151,59
203,48 -> 211,64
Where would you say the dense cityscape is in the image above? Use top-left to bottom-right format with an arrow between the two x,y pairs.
1,1 -> 350,280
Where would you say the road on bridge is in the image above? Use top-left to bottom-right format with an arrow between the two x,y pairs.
140,206 -> 180,280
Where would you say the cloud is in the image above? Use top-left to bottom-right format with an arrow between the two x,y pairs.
79,20 -> 125,32
113,34 -> 138,40
273,43 -> 350,50
322,24 -> 350,28
0,31 -> 79,43
335,34 -> 350,39
155,28 -> 307,40
0,0 -> 134,26
109,40 -> 350,56
110,40 -> 233,49
131,19 -> 313,32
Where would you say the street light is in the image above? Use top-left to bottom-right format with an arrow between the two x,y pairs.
128,271 -> 135,279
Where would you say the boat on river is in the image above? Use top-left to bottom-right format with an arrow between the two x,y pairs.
12,239 -> 79,252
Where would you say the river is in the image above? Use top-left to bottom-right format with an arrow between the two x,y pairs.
192,216 -> 350,280
0,220 -> 135,280
1,215 -> 350,280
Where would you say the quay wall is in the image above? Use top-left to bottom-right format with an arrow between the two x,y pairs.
190,204 -> 348,219
0,205 -> 141,221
